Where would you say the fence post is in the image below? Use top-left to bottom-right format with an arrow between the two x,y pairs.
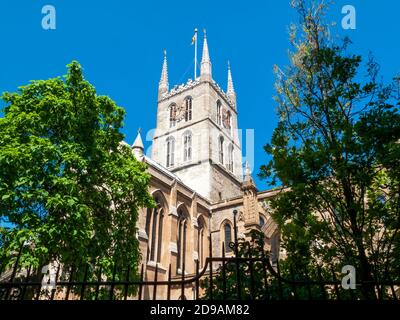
305,271 -> 312,300
233,209 -> 241,300
209,232 -> 213,300
94,265 -> 101,300
109,263 -> 117,300
388,273 -> 398,300
50,262 -> 61,300
261,249 -> 270,300
138,264 -> 144,300
180,261 -> 185,299
276,261 -> 283,300
80,263 -> 89,301
330,266 -> 341,300
19,265 -> 31,300
167,264 -> 171,300
195,260 -> 199,300
153,264 -> 158,300
249,247 -> 255,299
4,243 -> 24,300
289,265 -> 298,300
124,265 -> 130,300
317,265 -> 327,300
222,242 -> 226,300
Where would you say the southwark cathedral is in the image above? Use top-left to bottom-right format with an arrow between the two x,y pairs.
129,32 -> 280,299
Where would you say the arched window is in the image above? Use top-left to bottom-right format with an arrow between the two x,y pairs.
218,136 -> 224,164
169,104 -> 176,128
227,110 -> 232,135
224,222 -> 232,253
228,144 -> 234,172
216,100 -> 222,125
146,197 -> 164,263
185,97 -> 192,122
166,137 -> 175,167
145,208 -> 152,259
177,209 -> 188,273
259,215 -> 265,227
157,210 -> 164,263
197,217 -> 205,268
150,206 -> 158,261
183,131 -> 192,162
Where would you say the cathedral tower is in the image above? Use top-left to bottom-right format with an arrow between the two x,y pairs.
151,32 -> 243,202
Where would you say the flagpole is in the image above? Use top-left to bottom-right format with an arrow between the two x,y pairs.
194,28 -> 198,80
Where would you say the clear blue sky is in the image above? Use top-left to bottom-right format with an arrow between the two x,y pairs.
0,0 -> 399,190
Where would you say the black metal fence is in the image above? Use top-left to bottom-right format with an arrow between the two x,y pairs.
1,213 -> 399,300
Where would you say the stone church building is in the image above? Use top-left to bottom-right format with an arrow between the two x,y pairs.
130,32 -> 280,299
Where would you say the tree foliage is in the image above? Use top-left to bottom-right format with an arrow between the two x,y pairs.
0,61 -> 154,281
260,0 -> 400,299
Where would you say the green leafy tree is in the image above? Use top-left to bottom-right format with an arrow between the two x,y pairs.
260,0 -> 400,299
0,61 -> 154,287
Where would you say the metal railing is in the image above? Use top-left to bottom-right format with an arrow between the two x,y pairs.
1,212 -> 399,300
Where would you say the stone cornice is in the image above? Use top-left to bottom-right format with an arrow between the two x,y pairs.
158,79 -> 201,102
158,78 -> 237,112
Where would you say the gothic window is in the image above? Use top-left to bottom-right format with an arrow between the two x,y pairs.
185,97 -> 192,122
218,136 -> 224,164
157,210 -> 164,263
222,110 -> 232,129
224,222 -> 232,253
216,100 -> 222,125
169,104 -> 176,128
227,111 -> 232,135
228,144 -> 234,172
183,131 -> 192,162
166,136 -> 175,167
259,215 -> 265,227
145,208 -> 152,259
177,209 -> 188,273
197,217 -> 205,268
146,197 -> 164,263
150,206 -> 158,261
